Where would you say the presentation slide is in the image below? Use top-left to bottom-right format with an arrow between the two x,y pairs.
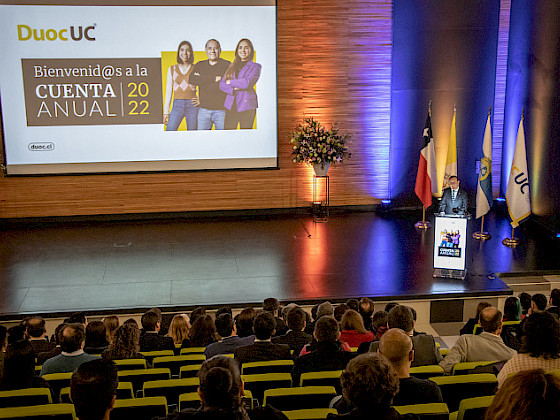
0,0 -> 277,174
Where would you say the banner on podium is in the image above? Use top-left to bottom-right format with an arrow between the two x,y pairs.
433,216 -> 467,271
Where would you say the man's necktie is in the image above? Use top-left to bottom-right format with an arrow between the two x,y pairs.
452,190 -> 457,201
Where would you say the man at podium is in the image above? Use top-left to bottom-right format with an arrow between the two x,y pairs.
439,175 -> 468,215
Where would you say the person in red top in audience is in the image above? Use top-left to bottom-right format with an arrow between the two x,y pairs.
339,310 -> 374,348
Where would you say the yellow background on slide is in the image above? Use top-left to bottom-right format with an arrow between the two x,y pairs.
161,50 -> 257,130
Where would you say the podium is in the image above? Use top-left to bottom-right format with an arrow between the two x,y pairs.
433,213 -> 470,280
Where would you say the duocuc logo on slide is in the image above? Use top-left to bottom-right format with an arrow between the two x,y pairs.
17,24 -> 96,41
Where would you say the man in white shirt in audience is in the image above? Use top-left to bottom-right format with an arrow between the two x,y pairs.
439,306 -> 517,374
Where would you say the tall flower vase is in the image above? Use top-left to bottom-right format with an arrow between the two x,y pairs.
313,162 -> 330,177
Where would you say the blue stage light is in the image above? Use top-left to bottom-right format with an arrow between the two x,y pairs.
496,197 -> 506,202
381,200 -> 391,204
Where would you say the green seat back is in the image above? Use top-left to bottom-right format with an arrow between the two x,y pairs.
113,359 -> 147,370
139,350 -> 174,364
0,388 -> 52,408
179,347 -> 206,355
179,364 -> 202,379
241,359 -> 294,375
111,397 -> 168,420
42,372 -> 73,402
263,386 -> 337,411
394,403 -> 449,420
409,365 -> 445,380
299,370 -> 342,393
153,355 -> 206,377
0,403 -> 75,420
430,374 -> 497,412
283,408 -> 338,419
456,395 -> 494,420
451,361 -> 497,375
242,373 -> 293,405
143,378 -> 199,406
117,368 -> 171,394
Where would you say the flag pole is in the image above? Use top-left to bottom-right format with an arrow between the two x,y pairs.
502,226 -> 520,246
473,214 -> 491,240
473,106 -> 493,240
415,206 -> 431,229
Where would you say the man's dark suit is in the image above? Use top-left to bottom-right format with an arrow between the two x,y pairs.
139,332 -> 175,352
29,339 -> 55,357
439,187 -> 468,215
272,330 -> 313,358
234,341 -> 291,365
369,334 -> 442,367
204,335 -> 255,359
291,342 -> 354,386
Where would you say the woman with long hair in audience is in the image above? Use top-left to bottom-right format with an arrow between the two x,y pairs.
168,355 -> 286,419
0,340 -> 51,394
235,307 -> 256,338
102,315 -> 119,344
167,314 -> 191,346
183,315 -> 218,348
84,320 -> 109,354
219,39 -> 261,130
339,310 -> 374,348
486,369 -> 560,419
503,296 -> 522,321
102,323 -> 147,364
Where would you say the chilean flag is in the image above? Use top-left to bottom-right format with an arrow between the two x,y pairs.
415,113 -> 438,208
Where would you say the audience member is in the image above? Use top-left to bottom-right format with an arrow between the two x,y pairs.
69,312 -> 88,326
123,318 -> 138,328
497,311 -> 560,387
317,302 -> 334,319
501,297 -> 522,351
185,315 -> 218,348
519,292 -> 531,317
234,311 -> 290,366
547,289 -> 560,318
281,303 -> 298,322
358,297 -> 375,331
0,340 -> 51,392
334,304 -> 351,323
167,314 -> 191,346
263,297 -> 288,336
304,303 -> 321,335
530,293 -> 547,314
148,307 -> 169,336
346,299 -> 359,312
38,323 -> 65,365
384,302 -> 399,313
205,314 -> 254,359
84,321 -> 109,354
102,323 -> 146,363
167,355 -> 287,419
340,310 -> 374,348
7,325 -> 25,344
459,302 -> 491,335
102,316 -> 119,344
327,353 -> 414,419
439,307 -> 516,374
0,325 -> 6,379
71,359 -> 118,420
139,310 -> 175,352
371,311 -> 389,340
292,316 -> 354,386
369,306 -> 441,366
485,369 -> 560,420
215,306 -> 233,318
379,328 -> 442,405
41,324 -> 100,375
189,307 -> 207,327
26,316 -> 54,356
503,297 -> 521,321
235,307 -> 256,338
272,306 -> 313,358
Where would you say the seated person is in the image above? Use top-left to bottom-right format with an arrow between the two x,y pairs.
272,306 -> 313,358
327,353 -> 415,419
139,310 -> 175,352
0,340 -> 51,393
440,306 -> 517,374
70,359 -> 118,420
205,314 -> 254,359
369,306 -> 441,367
234,311 -> 290,366
26,316 -> 54,356
379,328 -> 442,405
292,316 -> 354,386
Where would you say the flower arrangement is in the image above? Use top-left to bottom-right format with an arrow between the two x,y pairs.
290,117 -> 349,167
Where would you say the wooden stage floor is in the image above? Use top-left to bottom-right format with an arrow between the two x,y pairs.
1,208 -> 559,318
